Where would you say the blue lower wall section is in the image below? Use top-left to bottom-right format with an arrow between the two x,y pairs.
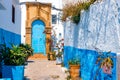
0,28 -> 21,46
0,28 -> 21,74
64,46 -> 116,80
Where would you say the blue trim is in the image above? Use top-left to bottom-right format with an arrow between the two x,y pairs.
0,28 -> 21,46
64,46 -> 116,80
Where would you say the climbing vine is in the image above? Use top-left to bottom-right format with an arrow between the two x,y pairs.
61,0 -> 97,24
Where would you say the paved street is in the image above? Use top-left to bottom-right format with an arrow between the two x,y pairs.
24,60 -> 67,80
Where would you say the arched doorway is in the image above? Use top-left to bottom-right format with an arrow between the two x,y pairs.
32,20 -> 46,55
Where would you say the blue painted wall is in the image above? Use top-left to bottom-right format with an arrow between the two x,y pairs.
64,46 -> 116,80
0,28 -> 21,46
0,28 -> 21,74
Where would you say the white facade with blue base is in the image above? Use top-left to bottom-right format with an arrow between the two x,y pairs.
0,0 -> 21,45
64,0 -> 120,79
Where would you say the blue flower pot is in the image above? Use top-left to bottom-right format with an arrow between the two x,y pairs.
56,57 -> 62,64
2,65 -> 24,80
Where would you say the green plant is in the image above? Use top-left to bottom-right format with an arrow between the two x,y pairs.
0,44 -> 11,62
47,51 -> 56,60
56,51 -> 62,58
61,0 -> 97,24
1,45 -> 27,66
68,58 -> 80,65
19,44 -> 33,60
52,51 -> 56,60
71,14 -> 80,24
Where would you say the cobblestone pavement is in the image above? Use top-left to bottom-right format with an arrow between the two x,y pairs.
24,60 -> 67,80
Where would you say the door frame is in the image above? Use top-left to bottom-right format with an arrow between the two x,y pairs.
25,2 -> 52,56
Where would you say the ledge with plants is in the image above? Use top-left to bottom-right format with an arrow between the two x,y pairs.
61,0 -> 97,24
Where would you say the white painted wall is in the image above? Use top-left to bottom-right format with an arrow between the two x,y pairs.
64,0 -> 120,53
0,0 -> 21,35
116,0 -> 120,7
20,4 -> 26,43
0,1 -> 5,10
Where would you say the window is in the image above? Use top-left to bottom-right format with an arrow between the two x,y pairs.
52,15 -> 57,24
12,5 -> 15,23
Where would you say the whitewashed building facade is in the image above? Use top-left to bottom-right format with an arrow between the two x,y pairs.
0,0 -> 21,46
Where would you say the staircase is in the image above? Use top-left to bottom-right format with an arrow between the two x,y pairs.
28,54 -> 48,60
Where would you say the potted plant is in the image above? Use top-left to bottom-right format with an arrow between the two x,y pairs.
56,50 -> 62,65
55,40 -> 64,65
68,58 -> 80,80
0,44 -> 10,78
47,51 -> 56,60
1,44 -> 27,80
19,44 -> 33,61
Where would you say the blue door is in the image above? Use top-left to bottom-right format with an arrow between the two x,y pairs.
32,20 -> 46,54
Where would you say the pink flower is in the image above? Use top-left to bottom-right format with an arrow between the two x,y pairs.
102,64 -> 112,74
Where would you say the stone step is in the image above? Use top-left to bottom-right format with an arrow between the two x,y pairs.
28,54 -> 47,60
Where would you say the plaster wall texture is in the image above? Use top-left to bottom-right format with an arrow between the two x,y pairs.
64,0 -> 120,79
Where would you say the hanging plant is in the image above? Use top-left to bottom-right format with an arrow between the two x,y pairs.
71,14 -> 80,24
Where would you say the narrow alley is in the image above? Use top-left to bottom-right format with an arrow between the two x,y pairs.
24,60 -> 67,80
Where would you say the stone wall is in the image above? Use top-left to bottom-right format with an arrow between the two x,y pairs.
64,0 -> 120,79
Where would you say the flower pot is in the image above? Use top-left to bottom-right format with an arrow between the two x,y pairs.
56,57 -> 62,65
2,65 -> 24,80
69,65 -> 80,79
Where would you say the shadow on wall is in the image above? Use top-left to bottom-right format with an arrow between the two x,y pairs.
63,46 -> 116,80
